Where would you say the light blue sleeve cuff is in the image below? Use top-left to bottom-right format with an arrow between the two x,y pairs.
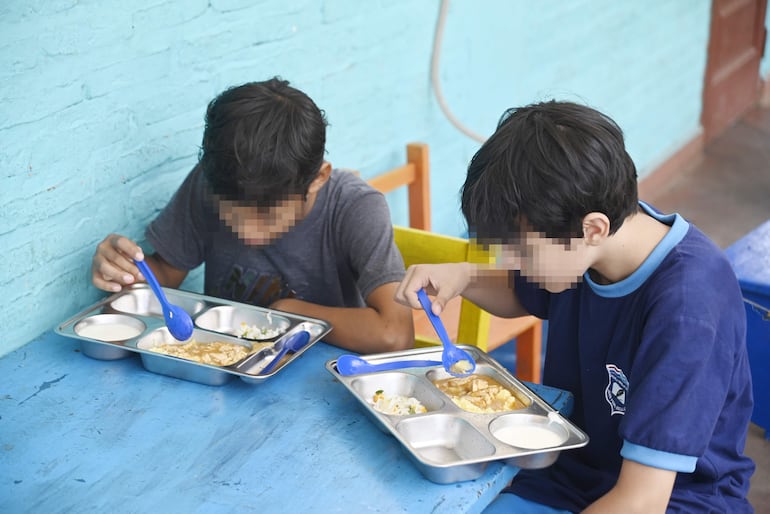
620,440 -> 697,472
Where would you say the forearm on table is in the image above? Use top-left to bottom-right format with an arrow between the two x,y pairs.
269,298 -> 414,353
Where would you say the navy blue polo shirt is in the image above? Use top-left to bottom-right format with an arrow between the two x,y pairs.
505,204 -> 754,512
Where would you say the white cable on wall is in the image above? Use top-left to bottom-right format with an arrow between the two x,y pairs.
431,0 -> 487,144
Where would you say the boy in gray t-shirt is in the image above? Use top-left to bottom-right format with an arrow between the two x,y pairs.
91,77 -> 413,353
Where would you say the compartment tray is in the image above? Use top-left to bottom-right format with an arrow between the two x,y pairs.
57,284 -> 332,385
326,346 -> 588,483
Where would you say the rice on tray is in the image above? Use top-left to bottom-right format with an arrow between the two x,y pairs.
370,389 -> 427,415
238,321 -> 283,340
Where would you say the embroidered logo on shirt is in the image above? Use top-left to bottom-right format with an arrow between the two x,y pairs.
605,364 -> 628,416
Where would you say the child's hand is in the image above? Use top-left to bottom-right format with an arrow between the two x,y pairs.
91,234 -> 145,292
393,262 -> 473,315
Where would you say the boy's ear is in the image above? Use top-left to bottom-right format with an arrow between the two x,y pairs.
582,212 -> 610,245
307,161 -> 332,194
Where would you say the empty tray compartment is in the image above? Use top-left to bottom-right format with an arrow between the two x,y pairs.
109,287 -> 206,318
396,414 -> 495,483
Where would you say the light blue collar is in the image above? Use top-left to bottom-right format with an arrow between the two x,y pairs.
585,202 -> 689,297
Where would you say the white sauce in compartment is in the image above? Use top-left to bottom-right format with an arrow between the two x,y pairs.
492,425 -> 565,449
78,323 -> 142,341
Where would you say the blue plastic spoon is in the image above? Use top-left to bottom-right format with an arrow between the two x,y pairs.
134,259 -> 194,341
416,289 -> 476,377
336,354 -> 442,376
259,330 -> 311,375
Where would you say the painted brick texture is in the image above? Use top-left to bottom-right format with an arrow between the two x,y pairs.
1,0 -> 712,355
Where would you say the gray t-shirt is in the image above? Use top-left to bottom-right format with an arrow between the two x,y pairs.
146,166 -> 405,308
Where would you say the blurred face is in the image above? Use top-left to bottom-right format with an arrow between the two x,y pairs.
214,161 -> 332,246
495,229 -> 592,293
217,194 -> 306,246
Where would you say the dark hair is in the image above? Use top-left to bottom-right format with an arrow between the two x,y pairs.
199,77 -> 328,206
461,100 -> 638,243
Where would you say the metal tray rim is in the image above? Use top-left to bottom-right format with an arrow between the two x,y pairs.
325,346 -> 589,479
56,285 -> 333,384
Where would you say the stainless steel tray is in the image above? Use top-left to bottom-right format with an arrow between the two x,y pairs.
57,285 -> 332,385
326,347 -> 588,484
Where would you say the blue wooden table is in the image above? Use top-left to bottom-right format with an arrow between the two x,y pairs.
0,331 -> 572,513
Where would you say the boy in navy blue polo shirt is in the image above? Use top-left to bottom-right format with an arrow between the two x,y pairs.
395,101 -> 754,513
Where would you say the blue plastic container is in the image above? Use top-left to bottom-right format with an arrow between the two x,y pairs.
725,219 -> 770,439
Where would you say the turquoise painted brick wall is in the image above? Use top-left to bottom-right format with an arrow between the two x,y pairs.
2,0 -> 713,355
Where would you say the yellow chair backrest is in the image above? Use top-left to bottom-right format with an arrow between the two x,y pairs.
394,226 -> 492,350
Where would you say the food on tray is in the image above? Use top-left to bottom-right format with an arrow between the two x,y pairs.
370,389 -> 428,415
432,374 -> 527,413
77,323 -> 142,341
237,321 -> 284,340
149,340 -> 271,366
492,425 -> 566,449
450,359 -> 473,374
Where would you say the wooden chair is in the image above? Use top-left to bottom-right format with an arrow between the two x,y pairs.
368,143 -> 543,383
367,143 -> 431,231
